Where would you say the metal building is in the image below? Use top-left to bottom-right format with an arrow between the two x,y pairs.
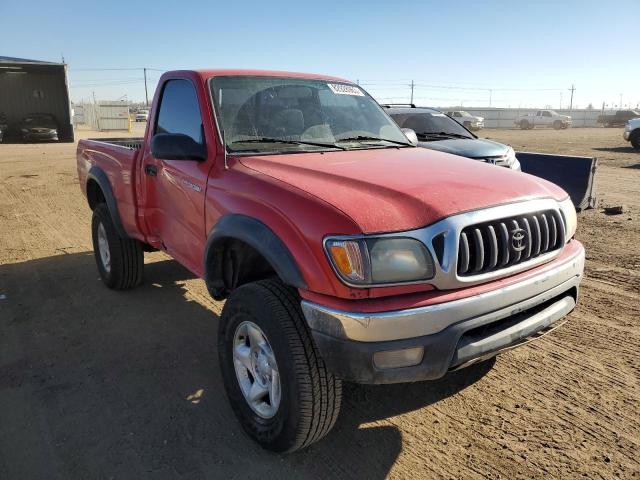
0,56 -> 73,142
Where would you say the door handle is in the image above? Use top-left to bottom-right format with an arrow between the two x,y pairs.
145,164 -> 157,177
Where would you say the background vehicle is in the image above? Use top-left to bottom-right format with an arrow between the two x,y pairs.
445,110 -> 484,130
597,110 -> 640,127
18,113 -> 59,142
384,105 -> 520,169
624,118 -> 640,148
135,110 -> 149,122
0,112 -> 7,142
77,69 -> 584,454
515,110 -> 571,130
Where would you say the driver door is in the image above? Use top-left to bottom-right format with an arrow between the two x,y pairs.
141,78 -> 212,274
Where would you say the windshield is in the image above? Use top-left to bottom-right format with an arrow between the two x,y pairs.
459,111 -> 472,117
209,76 -> 410,153
390,111 -> 473,139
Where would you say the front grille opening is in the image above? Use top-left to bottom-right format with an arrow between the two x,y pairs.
432,233 -> 446,266
457,209 -> 564,276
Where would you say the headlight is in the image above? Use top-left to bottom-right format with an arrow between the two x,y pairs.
325,237 -> 435,286
558,198 -> 577,243
504,146 -> 520,170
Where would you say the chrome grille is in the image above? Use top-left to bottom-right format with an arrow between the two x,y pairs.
457,209 -> 564,276
477,155 -> 510,168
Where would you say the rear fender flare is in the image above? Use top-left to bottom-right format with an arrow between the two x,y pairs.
86,166 -> 129,238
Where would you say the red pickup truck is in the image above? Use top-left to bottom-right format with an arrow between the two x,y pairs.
77,69 -> 585,453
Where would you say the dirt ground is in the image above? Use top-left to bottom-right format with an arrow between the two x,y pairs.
1,124 -> 638,479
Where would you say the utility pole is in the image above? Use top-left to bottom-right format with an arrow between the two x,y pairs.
559,92 -> 563,109
619,93 -> 623,109
488,89 -> 492,107
568,84 -> 576,111
144,67 -> 149,107
409,80 -> 414,105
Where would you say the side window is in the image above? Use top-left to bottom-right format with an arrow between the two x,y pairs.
155,79 -> 203,144
454,112 -> 461,117
543,111 -> 551,117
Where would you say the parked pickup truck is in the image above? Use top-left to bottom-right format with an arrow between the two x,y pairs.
624,118 -> 640,148
597,110 -> 640,127
515,110 -> 572,130
77,69 -> 585,453
445,110 -> 484,130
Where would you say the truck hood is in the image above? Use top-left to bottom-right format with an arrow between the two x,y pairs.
238,147 -> 566,233
418,138 -> 508,158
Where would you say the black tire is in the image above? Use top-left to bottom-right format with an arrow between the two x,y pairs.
553,120 -> 563,130
631,131 -> 640,149
520,120 -> 530,130
218,279 -> 342,453
91,203 -> 143,289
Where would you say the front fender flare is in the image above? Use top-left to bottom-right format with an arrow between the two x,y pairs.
204,214 -> 307,298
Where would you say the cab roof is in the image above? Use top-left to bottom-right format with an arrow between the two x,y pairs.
191,69 -> 351,83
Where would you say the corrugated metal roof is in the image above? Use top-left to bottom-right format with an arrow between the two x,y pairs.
0,56 -> 63,65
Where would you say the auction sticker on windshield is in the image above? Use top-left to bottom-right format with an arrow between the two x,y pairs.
327,83 -> 364,96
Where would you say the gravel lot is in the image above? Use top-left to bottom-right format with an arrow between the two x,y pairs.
1,124 -> 638,479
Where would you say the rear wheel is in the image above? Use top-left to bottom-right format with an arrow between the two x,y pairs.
520,120 -> 530,130
218,279 -> 342,453
631,131 -> 640,149
91,204 -> 143,289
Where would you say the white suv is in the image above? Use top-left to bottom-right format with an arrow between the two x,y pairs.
624,118 -> 640,149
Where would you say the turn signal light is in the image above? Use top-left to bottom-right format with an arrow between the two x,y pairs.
327,240 -> 366,282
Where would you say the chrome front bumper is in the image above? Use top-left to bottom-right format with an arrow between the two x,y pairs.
302,242 -> 584,384
624,131 -> 631,141
302,243 -> 584,343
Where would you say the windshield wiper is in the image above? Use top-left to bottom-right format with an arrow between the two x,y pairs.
335,135 -> 411,147
417,132 -> 471,140
231,137 -> 346,150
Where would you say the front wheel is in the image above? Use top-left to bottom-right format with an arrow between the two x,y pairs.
553,120 -> 563,130
631,131 -> 640,149
520,120 -> 530,130
218,279 -> 342,453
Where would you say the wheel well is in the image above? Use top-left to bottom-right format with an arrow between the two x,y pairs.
205,237 -> 278,300
86,179 -> 106,210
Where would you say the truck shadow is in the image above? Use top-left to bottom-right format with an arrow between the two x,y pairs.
0,252 -> 493,480
592,146 -> 638,154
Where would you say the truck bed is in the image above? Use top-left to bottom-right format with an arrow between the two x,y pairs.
86,137 -> 144,150
77,138 -> 143,239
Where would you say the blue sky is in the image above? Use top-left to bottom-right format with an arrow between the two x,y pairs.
2,0 -> 638,108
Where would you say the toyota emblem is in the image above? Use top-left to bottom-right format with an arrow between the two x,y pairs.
511,228 -> 527,252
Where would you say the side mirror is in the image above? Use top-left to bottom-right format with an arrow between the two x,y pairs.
401,128 -> 419,146
151,133 -> 206,161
